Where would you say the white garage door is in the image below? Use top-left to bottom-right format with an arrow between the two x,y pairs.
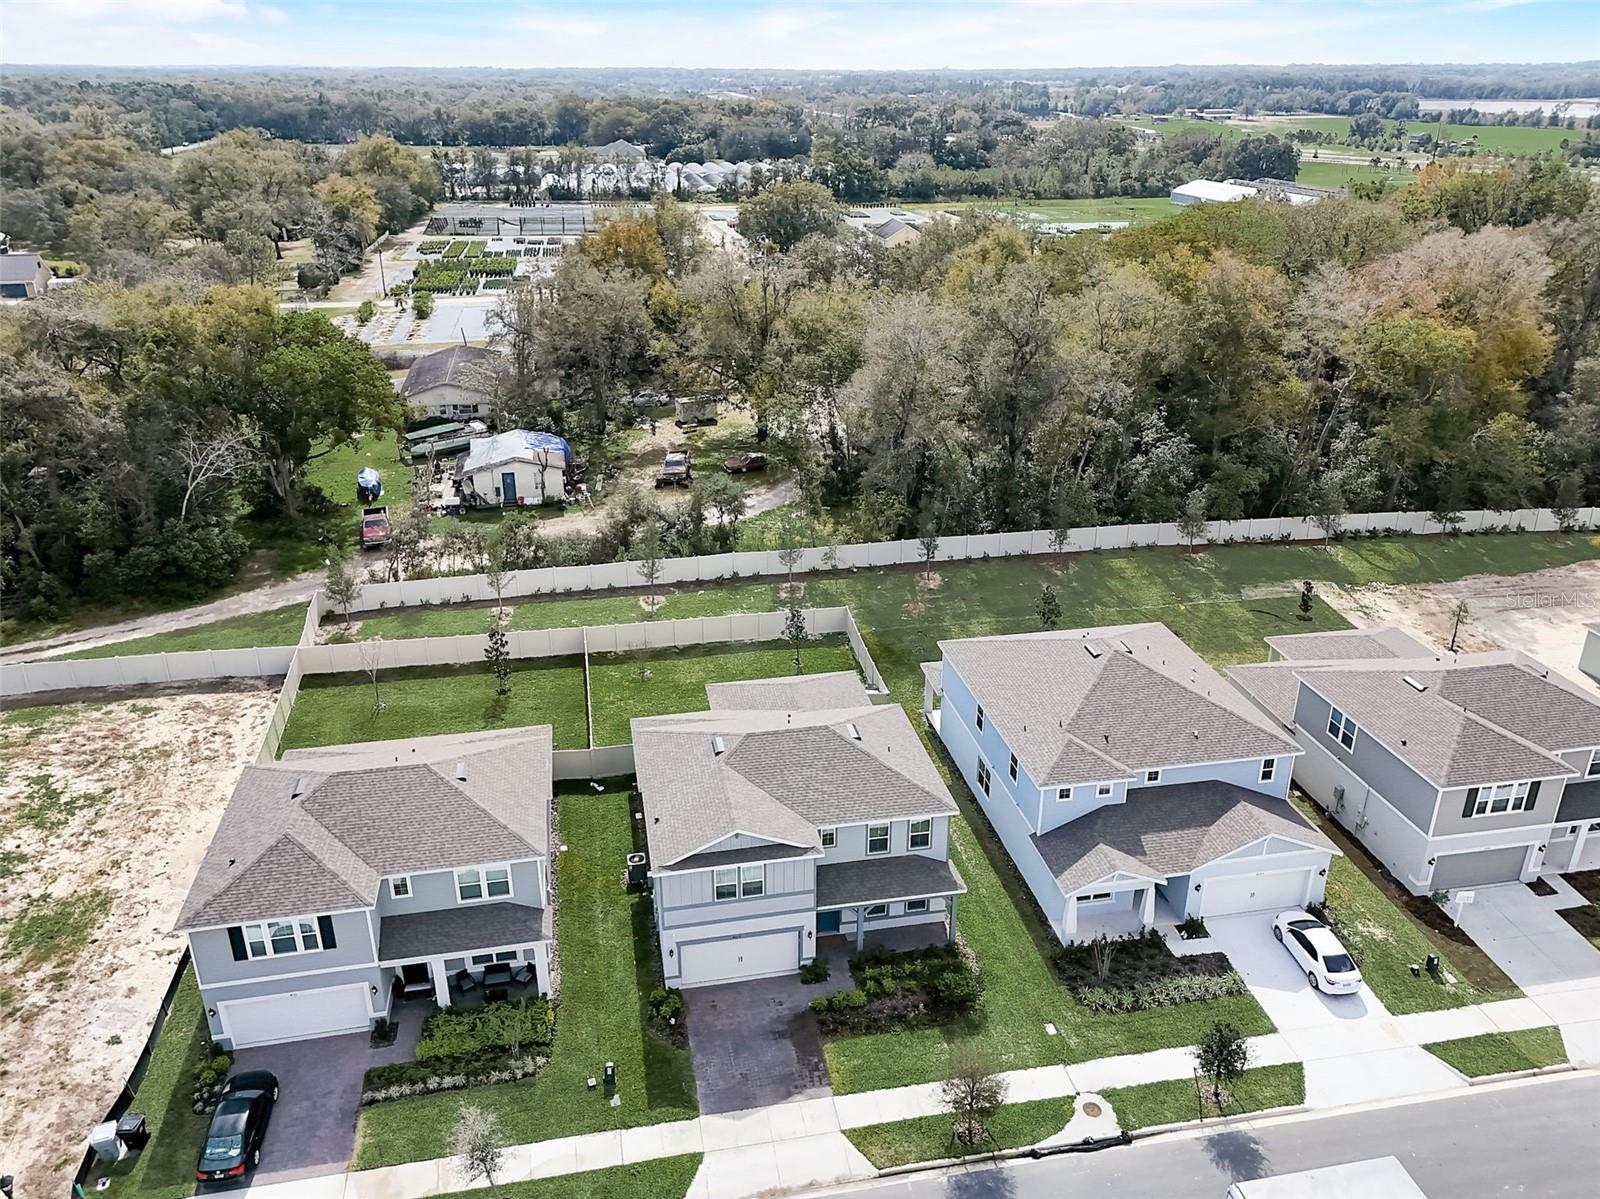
219,983 -> 371,1048
679,930 -> 799,988
1201,869 -> 1312,918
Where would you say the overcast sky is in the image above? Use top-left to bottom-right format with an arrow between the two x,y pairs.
2,0 -> 1598,71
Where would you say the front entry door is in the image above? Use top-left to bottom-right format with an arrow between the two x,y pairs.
817,910 -> 842,933
501,471 -> 518,504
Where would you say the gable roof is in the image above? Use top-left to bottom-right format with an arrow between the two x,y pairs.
633,703 -> 957,869
460,429 -> 571,475
0,253 -> 46,283
872,217 -> 913,240
939,624 -> 1299,786
1032,779 -> 1336,894
705,670 -> 870,711
1264,627 -> 1432,661
176,727 -> 552,930
400,345 -> 495,397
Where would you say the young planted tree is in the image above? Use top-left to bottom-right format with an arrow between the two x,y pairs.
1194,1021 -> 1251,1113
636,522 -> 665,617
359,634 -> 386,716
451,1105 -> 505,1196
1176,489 -> 1210,554
1447,598 -> 1472,653
484,615 -> 512,698
1309,477 -> 1346,547
1298,579 -> 1316,622
919,522 -> 940,580
323,553 -> 361,629
1551,472 -> 1582,533
483,540 -> 511,626
1089,934 -> 1118,982
775,507 -> 806,590
1037,583 -> 1062,631
940,1045 -> 1007,1150
784,594 -> 810,675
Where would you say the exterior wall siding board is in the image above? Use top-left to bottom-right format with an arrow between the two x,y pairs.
191,910 -> 375,986
1433,778 -> 1568,838
1293,686 -> 1438,832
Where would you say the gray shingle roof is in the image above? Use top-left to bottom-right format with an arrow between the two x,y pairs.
1224,662 -> 1304,726
816,856 -> 966,908
939,624 -> 1299,786
706,670 -> 869,711
0,253 -> 46,283
177,728 -> 551,930
400,345 -> 495,397
1264,628 -> 1433,661
378,901 -> 548,962
1031,780 -> 1336,894
1556,780 -> 1600,824
633,704 -> 957,868
1430,662 -> 1600,753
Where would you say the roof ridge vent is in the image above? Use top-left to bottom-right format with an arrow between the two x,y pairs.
1402,676 -> 1428,693
1084,643 -> 1103,659
712,735 -> 727,756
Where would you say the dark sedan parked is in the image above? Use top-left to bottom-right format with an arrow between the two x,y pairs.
196,1071 -> 278,1182
722,452 -> 769,475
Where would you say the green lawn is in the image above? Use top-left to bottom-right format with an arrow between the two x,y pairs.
901,197 -> 1179,226
89,967 -> 210,1199
1105,1063 -> 1306,1132
844,1096 -> 1073,1168
277,659 -> 589,754
428,1155 -> 702,1199
1296,799 -> 1517,1012
57,604 -> 309,659
352,785 -> 697,1169
1120,113 -> 1578,157
1293,159 -> 1416,190
1423,1027 -> 1567,1077
586,638 -> 860,746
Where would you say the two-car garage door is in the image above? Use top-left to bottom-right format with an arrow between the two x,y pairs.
678,930 -> 800,988
1430,845 -> 1529,890
1200,869 -> 1313,918
218,983 -> 371,1049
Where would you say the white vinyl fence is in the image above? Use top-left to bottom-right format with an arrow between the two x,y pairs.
0,646 -> 297,700
331,506 -> 1597,618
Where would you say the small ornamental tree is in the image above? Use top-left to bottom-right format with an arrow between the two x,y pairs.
413,289 -> 435,319
1298,579 -> 1316,621
919,517 -> 940,580
1176,489 -> 1209,553
1552,472 -> 1582,533
1037,582 -> 1062,631
360,634 -> 386,716
484,616 -> 512,697
940,1045 -> 1007,1149
451,1105 -> 505,1195
1309,477 -> 1346,546
356,299 -> 375,325
1195,1021 -> 1251,1112
324,553 -> 361,629
784,595 -> 810,675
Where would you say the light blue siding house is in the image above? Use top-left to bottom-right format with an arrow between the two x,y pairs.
176,728 -> 553,1049
924,624 -> 1334,944
634,672 -> 965,988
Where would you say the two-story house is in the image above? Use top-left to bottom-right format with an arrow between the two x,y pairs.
923,624 -> 1335,944
175,728 -> 553,1049
1231,630 -> 1600,892
633,671 -> 965,988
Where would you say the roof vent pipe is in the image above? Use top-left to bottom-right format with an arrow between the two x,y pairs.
455,761 -> 468,781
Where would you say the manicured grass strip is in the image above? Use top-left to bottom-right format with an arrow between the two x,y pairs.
1294,799 -> 1514,1012
431,1154 -> 702,1199
586,637 -> 860,746
845,1096 -> 1072,1168
1423,1027 -> 1567,1078
352,785 -> 697,1169
1106,1063 -> 1305,1132
58,604 -> 309,659
277,659 -> 589,753
89,966 -> 209,1199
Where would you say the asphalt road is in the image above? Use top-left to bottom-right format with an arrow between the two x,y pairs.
817,1072 -> 1600,1199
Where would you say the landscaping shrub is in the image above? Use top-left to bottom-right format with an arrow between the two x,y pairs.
463,240 -> 486,258
464,255 -> 517,277
645,986 -> 687,1045
356,299 -> 375,325
414,996 -> 554,1061
799,958 -> 830,984
1053,928 -> 1246,1011
811,943 -> 982,1035
411,262 -> 469,293
442,240 -> 467,258
190,1047 -> 233,1113
417,240 -> 448,255
414,290 -> 434,318
1177,915 -> 1209,940
360,1053 -> 543,1105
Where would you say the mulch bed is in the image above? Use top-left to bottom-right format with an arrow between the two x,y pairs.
1564,871 -> 1600,904
1053,930 -> 1235,991
1557,903 -> 1600,946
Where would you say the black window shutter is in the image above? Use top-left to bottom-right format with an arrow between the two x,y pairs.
1462,788 -> 1479,818
227,926 -> 247,961
1526,780 -> 1541,809
318,915 -> 336,950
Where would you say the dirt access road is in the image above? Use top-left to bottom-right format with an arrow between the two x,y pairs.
1323,559 -> 1600,693
0,684 -> 277,1195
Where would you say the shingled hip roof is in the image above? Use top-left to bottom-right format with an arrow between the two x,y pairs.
176,727 -> 552,930
400,345 -> 495,397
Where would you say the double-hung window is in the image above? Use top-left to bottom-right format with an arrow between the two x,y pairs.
1328,706 -> 1357,750
975,704 -> 985,732
909,819 -> 932,850
240,916 -> 323,959
714,867 -> 739,901
1467,781 -> 1535,817
739,864 -> 765,898
976,759 -> 992,795
457,865 -> 512,903
1260,758 -> 1276,783
819,827 -> 837,848
389,876 -> 412,899
1008,753 -> 1019,782
867,823 -> 891,855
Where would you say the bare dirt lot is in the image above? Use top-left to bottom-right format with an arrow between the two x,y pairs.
1323,559 -> 1600,693
0,683 -> 276,1193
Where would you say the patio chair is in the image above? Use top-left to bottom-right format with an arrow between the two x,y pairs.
452,968 -> 479,996
513,962 -> 537,989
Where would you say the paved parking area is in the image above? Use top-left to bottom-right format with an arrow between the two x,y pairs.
684,973 -> 840,1115
1455,879 -> 1600,994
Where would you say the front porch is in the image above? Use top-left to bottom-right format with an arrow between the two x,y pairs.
815,854 -> 967,951
378,901 -> 551,1011
1061,879 -> 1182,943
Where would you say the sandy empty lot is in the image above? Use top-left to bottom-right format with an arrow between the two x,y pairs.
0,684 -> 276,1192
1324,559 -> 1600,692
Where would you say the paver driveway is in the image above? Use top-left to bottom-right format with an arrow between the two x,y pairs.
684,972 -> 838,1115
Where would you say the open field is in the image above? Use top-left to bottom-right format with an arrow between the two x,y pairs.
352,785 -> 698,1168
1121,113 -> 1579,157
0,688 -> 277,1197
901,197 -> 1179,226
1293,159 -> 1416,189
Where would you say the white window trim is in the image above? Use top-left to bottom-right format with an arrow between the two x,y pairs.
456,864 -> 514,904
740,863 -> 765,898
1144,769 -> 1161,784
1471,780 -> 1532,817
909,819 -> 933,851
1008,753 -> 1019,782
819,827 -> 837,848
864,903 -> 890,918
241,915 -> 323,959
1328,707 -> 1357,751
867,823 -> 891,855
1078,892 -> 1115,905
1588,749 -> 1600,779
975,704 -> 985,732
1260,758 -> 1276,783
389,876 -> 412,899
1096,782 -> 1114,798
976,759 -> 992,795
904,898 -> 930,914
713,866 -> 739,901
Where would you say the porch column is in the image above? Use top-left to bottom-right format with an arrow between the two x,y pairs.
431,957 -> 452,1008
855,906 -> 866,951
1141,886 -> 1156,928
946,894 -> 959,944
1574,823 -> 1592,871
1063,896 -> 1078,943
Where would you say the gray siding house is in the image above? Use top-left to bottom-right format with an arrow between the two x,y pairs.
176,728 -> 553,1049
923,624 -> 1334,945
634,672 -> 965,988
399,344 -> 495,420
1230,631 -> 1600,892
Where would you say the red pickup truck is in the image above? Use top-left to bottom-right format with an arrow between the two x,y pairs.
360,506 -> 390,550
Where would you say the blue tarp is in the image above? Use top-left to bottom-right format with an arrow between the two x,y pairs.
521,431 -> 572,464
357,467 -> 382,497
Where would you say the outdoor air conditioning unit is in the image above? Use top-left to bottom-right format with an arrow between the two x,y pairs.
625,852 -> 648,889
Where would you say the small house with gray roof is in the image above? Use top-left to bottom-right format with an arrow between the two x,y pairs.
633,673 -> 965,988
176,727 -> 553,1049
399,344 -> 496,421
924,624 -> 1333,944
1230,629 -> 1600,892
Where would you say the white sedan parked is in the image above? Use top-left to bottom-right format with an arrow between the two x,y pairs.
1272,909 -> 1362,994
